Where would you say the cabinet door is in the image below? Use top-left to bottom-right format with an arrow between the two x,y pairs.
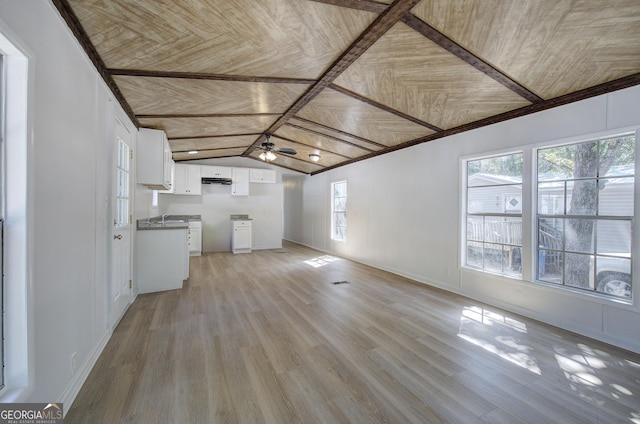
174,164 -> 201,195
250,169 -> 276,183
233,226 -> 252,250
232,168 -> 249,196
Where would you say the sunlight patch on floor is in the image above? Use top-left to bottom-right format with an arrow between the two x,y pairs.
304,255 -> 340,268
457,306 -> 541,375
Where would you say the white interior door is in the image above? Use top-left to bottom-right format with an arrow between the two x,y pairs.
110,116 -> 133,327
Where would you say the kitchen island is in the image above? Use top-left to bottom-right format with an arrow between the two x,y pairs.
135,215 -> 201,293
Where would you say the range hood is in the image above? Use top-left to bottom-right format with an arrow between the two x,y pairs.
202,177 -> 232,185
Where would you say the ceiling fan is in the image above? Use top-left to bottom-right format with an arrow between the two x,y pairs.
258,133 -> 297,162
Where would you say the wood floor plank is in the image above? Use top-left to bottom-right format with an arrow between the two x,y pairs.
65,241 -> 640,423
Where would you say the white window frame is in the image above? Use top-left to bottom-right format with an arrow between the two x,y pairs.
460,127 -> 638,305
462,151 -> 525,278
534,131 -> 636,302
331,180 -> 347,243
0,20 -> 35,401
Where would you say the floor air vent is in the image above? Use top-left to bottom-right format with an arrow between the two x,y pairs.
332,281 -> 350,285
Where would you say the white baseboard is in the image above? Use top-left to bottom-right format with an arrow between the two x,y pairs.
60,329 -> 111,417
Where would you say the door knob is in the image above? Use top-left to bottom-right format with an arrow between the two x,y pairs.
114,234 -> 123,240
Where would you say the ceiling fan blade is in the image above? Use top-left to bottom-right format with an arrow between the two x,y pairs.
276,147 -> 297,155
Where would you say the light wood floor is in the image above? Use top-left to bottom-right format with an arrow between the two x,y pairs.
66,241 -> 640,423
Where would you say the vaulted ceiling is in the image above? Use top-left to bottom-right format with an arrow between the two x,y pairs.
55,0 -> 640,174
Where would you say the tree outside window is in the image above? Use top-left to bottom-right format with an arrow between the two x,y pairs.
537,134 -> 634,299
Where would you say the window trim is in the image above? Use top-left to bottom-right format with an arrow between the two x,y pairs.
0,19 -> 35,401
462,150 -> 525,279
330,180 -> 347,243
533,131 -> 636,302
460,127 -> 639,306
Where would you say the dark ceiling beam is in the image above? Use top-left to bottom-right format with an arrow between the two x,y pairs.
246,156 -> 322,174
136,113 -> 282,119
290,116 -> 387,149
243,0 -> 422,157
329,84 -> 442,132
109,68 -> 316,85
312,72 -> 640,175
269,134 -> 352,159
284,123 -> 375,152
168,133 -> 262,140
401,14 -> 544,104
51,0 -> 140,127
307,0 -> 388,13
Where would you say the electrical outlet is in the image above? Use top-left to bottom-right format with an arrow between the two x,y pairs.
71,352 -> 77,376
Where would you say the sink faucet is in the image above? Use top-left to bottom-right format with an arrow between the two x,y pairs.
161,213 -> 168,222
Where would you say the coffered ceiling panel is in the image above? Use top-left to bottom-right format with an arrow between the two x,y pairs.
113,76 -> 310,115
173,147 -> 249,161
68,0 -> 376,78
169,135 -> 257,153
412,0 -> 640,99
137,115 -> 276,139
275,125 -> 372,159
247,149 -> 324,174
58,0 -> 640,174
296,88 -> 436,146
334,23 -> 532,130
287,117 -> 385,152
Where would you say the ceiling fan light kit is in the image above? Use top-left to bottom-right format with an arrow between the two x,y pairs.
258,133 -> 297,162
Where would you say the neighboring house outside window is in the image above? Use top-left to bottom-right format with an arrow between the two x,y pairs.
331,181 -> 347,242
464,153 -> 523,278
537,134 -> 635,300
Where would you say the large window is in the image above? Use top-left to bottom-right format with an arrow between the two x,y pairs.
462,132 -> 636,302
331,181 -> 347,242
537,134 -> 635,300
465,153 -> 523,277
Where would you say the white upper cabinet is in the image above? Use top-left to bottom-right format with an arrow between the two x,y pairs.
232,168 -> 249,196
249,168 -> 277,184
201,165 -> 232,179
137,128 -> 174,190
173,164 -> 202,195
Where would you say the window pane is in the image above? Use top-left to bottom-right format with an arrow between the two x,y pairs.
538,182 -> 565,214
467,216 -> 483,241
565,218 -> 595,254
334,197 -> 346,212
467,153 -> 522,187
538,141 -> 598,181
538,249 -> 563,283
599,177 -> 634,216
566,180 -> 597,215
600,136 -> 635,176
468,185 -> 522,214
483,243 -> 506,274
597,220 -> 631,256
483,216 -> 522,246
538,218 -> 563,249
333,182 -> 346,197
564,252 -> 594,289
595,257 -> 631,299
334,212 -> 346,227
466,241 -> 483,268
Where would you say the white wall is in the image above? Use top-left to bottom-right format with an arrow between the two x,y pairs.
0,0 -> 136,404
156,158 -> 287,252
285,85 -> 640,354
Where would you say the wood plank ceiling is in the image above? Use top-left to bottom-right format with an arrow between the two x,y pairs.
56,0 -> 640,175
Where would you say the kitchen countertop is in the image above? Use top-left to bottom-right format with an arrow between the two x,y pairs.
230,214 -> 252,221
137,214 -> 201,230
